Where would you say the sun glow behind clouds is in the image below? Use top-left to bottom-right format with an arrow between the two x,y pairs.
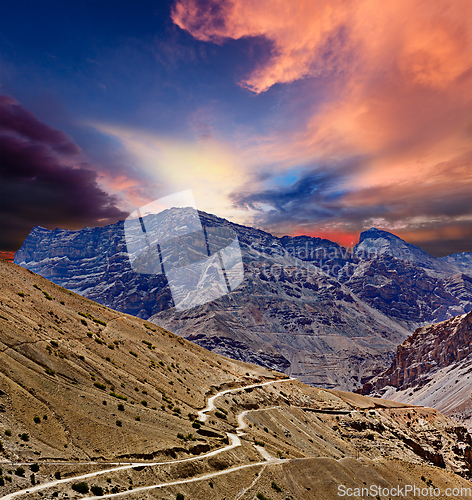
92,123 -> 254,221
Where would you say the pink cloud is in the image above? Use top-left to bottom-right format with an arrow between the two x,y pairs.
171,0 -> 472,165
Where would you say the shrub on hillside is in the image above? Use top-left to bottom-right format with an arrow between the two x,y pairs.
15,467 -> 25,477
109,392 -> 127,401
91,485 -> 104,495
177,433 -> 195,442
72,482 -> 89,494
271,481 -> 282,492
256,494 -> 272,500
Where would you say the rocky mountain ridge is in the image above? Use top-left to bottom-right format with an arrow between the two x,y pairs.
13,211 -> 472,390
353,228 -> 460,276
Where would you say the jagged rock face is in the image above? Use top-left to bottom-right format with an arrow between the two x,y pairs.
14,216 -> 472,326
341,229 -> 472,324
13,212 -> 472,391
362,311 -> 472,431
441,252 -> 472,275
364,311 -> 472,391
443,273 -> 472,309
13,224 -> 174,318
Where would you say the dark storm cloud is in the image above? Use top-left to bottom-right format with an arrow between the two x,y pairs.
416,229 -> 472,257
0,96 -> 129,252
0,95 -> 81,155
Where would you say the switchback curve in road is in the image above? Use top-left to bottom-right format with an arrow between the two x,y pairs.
2,377 -> 294,500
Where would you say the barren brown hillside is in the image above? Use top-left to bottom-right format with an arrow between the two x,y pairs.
0,260 -> 471,499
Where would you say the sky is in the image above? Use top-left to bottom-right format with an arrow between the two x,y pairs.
1,0 -> 471,259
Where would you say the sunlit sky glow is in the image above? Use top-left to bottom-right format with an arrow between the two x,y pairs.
1,0 -> 471,257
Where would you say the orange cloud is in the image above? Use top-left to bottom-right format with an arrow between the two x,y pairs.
172,0 -> 471,93
0,251 -> 15,262
172,0 -> 349,93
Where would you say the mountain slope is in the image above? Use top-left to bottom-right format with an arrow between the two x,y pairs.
151,260 -> 409,390
340,255 -> 467,328
441,252 -> 472,275
0,260 -> 278,463
13,213 -> 412,391
1,260 -> 472,499
361,311 -> 472,431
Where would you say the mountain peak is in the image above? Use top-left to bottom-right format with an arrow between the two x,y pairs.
359,227 -> 403,243
354,227 -> 456,275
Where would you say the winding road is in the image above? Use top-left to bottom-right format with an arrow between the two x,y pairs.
197,378 -> 294,423
2,377 -> 294,500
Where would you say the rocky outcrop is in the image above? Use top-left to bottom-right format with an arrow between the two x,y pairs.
363,311 -> 472,392
13,224 -> 175,318
441,251 -> 472,276
361,311 -> 472,432
354,227 -> 458,276
443,273 -> 472,309
186,334 -> 291,372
